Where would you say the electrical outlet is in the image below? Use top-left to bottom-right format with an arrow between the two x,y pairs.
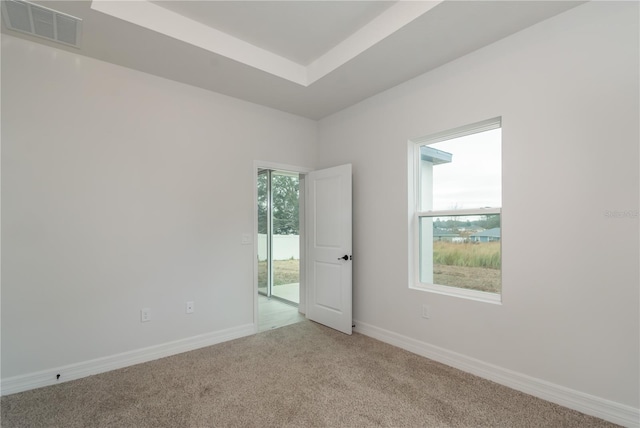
186,301 -> 194,314
141,308 -> 151,322
421,304 -> 430,319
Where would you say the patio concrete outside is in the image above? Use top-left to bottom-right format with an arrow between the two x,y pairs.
272,282 -> 299,304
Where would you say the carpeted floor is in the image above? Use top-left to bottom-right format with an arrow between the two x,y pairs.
1,320 -> 618,427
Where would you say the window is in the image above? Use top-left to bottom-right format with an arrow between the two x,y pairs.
409,118 -> 502,303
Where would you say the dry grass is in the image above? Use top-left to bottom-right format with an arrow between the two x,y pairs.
258,259 -> 299,286
434,265 -> 501,293
432,241 -> 501,292
433,241 -> 501,269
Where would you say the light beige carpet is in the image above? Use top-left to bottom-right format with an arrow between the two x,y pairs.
1,320 -> 617,427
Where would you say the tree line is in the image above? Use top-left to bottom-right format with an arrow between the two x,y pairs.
258,174 -> 299,235
433,214 -> 500,231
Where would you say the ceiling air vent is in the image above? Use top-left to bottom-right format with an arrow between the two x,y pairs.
1,0 -> 82,48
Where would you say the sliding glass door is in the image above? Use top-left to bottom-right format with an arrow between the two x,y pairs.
257,169 -> 300,305
257,170 -> 270,296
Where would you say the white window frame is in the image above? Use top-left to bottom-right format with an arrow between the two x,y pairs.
408,118 -> 502,304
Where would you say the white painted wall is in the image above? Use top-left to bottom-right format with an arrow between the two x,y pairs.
1,35 -> 317,379
318,0 -> 639,412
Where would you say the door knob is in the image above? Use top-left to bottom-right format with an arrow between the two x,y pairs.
338,255 -> 349,260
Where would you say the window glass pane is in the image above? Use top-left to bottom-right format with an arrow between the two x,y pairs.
257,172 -> 268,295
419,128 -> 501,211
419,214 -> 501,293
271,172 -> 300,304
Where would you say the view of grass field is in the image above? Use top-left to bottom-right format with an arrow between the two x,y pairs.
433,241 -> 500,269
258,259 -> 299,286
432,241 -> 501,293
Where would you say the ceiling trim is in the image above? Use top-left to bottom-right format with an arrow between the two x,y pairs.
89,0 -> 438,87
307,1 -> 441,85
90,0 -> 308,85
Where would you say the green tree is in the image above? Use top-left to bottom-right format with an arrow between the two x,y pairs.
477,214 -> 500,229
272,174 -> 299,235
257,172 -> 299,235
257,173 -> 268,234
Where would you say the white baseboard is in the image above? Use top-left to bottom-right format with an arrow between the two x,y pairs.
353,320 -> 639,428
1,323 -> 256,396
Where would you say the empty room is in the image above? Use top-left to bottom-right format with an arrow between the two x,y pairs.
1,1 -> 638,427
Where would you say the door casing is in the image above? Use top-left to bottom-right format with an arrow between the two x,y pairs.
253,161 -> 312,332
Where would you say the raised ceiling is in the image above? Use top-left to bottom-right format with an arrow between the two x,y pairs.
1,1 -> 584,119
151,1 -> 396,65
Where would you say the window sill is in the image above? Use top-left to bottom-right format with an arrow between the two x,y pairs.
410,282 -> 502,305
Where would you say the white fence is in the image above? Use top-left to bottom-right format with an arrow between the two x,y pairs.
257,234 -> 300,261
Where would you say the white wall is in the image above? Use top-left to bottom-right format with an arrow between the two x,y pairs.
318,0 -> 639,414
1,35 -> 317,380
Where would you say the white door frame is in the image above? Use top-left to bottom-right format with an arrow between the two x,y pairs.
253,161 -> 312,332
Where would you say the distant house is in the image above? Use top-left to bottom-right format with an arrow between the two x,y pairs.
433,228 -> 460,242
470,227 -> 501,242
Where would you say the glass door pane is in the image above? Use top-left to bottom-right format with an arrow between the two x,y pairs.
271,172 -> 300,304
257,170 -> 269,296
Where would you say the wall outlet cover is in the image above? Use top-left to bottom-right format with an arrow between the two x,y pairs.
421,304 -> 430,319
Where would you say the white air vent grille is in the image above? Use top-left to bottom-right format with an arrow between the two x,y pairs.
1,0 -> 82,48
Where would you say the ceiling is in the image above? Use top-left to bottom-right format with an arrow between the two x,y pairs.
1,1 -> 584,120
150,1 -> 396,65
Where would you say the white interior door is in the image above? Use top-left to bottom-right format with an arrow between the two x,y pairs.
306,164 -> 352,335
